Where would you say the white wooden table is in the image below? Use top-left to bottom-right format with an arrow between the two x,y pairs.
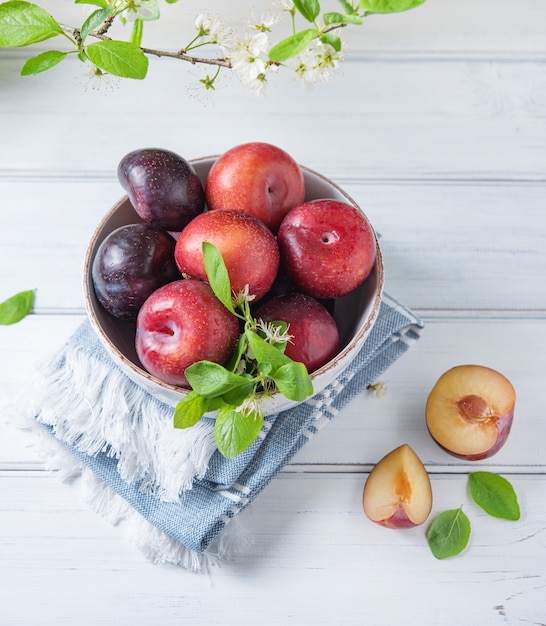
1,1 -> 545,624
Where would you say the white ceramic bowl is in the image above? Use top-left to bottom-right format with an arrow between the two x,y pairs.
84,156 -> 384,413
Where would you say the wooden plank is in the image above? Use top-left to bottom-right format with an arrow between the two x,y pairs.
0,471 -> 544,625
1,57 -> 545,181
1,179 -> 544,313
2,315 -> 545,471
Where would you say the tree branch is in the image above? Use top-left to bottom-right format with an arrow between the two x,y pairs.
60,23 -> 233,69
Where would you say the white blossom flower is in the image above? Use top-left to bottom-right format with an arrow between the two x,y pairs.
256,319 -> 293,346
81,64 -> 120,92
244,10 -> 282,33
233,284 -> 256,307
120,0 -> 159,22
290,39 -> 345,88
272,0 -> 296,14
236,397 -> 264,422
228,31 -> 275,95
194,12 -> 235,52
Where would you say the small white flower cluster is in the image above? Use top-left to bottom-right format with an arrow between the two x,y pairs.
289,39 -> 345,88
189,5 -> 345,96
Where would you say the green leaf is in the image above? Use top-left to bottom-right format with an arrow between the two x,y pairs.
221,381 -> 256,406
337,0 -> 357,14
320,32 -> 342,51
130,17 -> 144,47
214,404 -> 264,458
185,361 -> 252,399
75,0 -> 109,7
427,507 -> 471,560
271,361 -> 313,401
86,39 -> 148,79
245,329 -> 292,371
21,49 -> 66,75
0,1 -> 63,47
202,242 -> 235,313
358,0 -> 426,13
292,0 -> 321,22
468,472 -> 521,521
324,11 -> 362,25
268,28 -> 318,63
80,6 -> 113,42
0,289 -> 34,325
226,334 -> 248,373
173,391 -> 207,429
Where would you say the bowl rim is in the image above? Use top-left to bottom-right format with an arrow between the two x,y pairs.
84,156 -> 385,402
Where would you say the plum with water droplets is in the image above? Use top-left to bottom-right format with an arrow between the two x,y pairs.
118,148 -> 205,231
92,223 -> 180,321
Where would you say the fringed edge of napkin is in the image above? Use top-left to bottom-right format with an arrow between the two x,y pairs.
15,414 -> 248,572
19,332 -> 217,502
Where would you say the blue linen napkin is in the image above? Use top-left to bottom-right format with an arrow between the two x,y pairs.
28,291 -> 423,569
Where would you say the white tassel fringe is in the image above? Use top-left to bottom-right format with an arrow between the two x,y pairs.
14,416 -> 247,571
20,339 -> 218,502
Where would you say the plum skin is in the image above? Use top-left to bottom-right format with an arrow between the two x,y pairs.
253,293 -> 339,373
135,279 -> 240,388
174,209 -> 280,303
277,199 -> 377,299
92,223 -> 180,321
205,142 -> 306,233
118,148 -> 205,231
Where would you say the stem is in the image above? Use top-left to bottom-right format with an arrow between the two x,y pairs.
59,23 -> 233,69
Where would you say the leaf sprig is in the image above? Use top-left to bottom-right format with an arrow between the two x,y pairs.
174,242 -> 313,459
0,0 -> 427,92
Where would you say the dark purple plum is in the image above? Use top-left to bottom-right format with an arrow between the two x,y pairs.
92,223 -> 180,321
118,148 -> 205,231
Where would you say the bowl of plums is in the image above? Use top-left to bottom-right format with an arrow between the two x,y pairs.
84,142 -> 384,456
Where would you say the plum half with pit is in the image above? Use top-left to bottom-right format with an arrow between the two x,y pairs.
92,223 -> 180,321
118,148 -> 205,231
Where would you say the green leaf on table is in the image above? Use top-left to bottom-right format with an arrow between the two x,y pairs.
0,289 -> 35,325
268,29 -> 318,63
324,11 -> 362,26
214,403 -> 264,458
86,40 -> 148,79
293,0 -> 321,22
270,361 -> 313,401
0,1 -> 63,47
80,6 -> 114,42
21,49 -> 67,75
202,242 -> 235,313
427,507 -> 471,559
359,0 -> 426,13
468,472 -> 520,521
185,361 -> 253,399
173,391 -> 208,429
